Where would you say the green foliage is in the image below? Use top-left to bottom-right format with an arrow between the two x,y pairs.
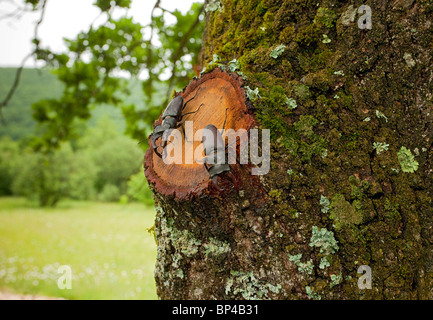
67,151 -> 98,201
127,172 -> 155,206
78,117 -> 143,194
0,67 -> 140,141
12,144 -> 75,207
3,116 -> 149,207
25,1 -> 205,151
98,184 -> 121,202
397,146 -> 419,173
89,142 -> 142,193
94,0 -> 132,11
0,137 -> 20,195
0,68 -> 62,140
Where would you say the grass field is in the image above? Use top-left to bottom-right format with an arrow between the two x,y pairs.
0,197 -> 158,300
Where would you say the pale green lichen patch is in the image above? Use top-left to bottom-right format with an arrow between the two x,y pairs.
225,271 -> 281,300
319,256 -> 330,269
154,206 -> 202,283
205,0 -> 223,13
270,44 -> 286,59
341,5 -> 357,26
320,195 -> 330,213
330,273 -> 343,288
285,97 -> 297,110
403,52 -> 416,67
176,228 -> 202,257
373,142 -> 389,154
322,34 -> 331,43
228,59 -> 240,72
397,146 -> 419,173
305,286 -> 321,300
375,110 -> 389,123
309,226 -> 339,255
289,253 -> 314,275
203,238 -> 231,257
245,86 -> 261,101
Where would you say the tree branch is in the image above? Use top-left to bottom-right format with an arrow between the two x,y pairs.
0,53 -> 32,124
0,0 -> 48,124
163,4 -> 205,106
33,0 -> 47,44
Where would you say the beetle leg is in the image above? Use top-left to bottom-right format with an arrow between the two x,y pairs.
160,130 -> 172,160
151,133 -> 165,158
211,176 -> 225,192
155,147 -> 164,159
151,133 -> 160,149
179,122 -> 193,143
226,171 -> 240,190
220,108 -> 229,136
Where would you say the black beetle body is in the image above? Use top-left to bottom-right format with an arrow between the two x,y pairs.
201,116 -> 239,192
151,88 -> 202,158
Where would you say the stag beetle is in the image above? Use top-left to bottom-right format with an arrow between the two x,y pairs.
150,87 -> 203,158
200,108 -> 240,192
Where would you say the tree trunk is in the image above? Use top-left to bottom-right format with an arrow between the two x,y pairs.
145,0 -> 433,300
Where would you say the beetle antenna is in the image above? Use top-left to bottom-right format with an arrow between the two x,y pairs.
183,87 -> 202,109
220,108 -> 228,136
181,103 -> 204,117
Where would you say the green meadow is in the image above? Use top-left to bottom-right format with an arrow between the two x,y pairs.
0,197 -> 158,300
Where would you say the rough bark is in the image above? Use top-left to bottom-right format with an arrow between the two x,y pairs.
145,0 -> 433,300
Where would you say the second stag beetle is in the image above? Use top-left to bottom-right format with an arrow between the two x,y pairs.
201,108 -> 241,192
150,88 -> 203,158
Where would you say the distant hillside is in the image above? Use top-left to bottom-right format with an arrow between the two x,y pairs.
0,68 -> 147,141
0,68 -> 62,140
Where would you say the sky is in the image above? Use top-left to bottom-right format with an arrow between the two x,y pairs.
0,0 -> 198,67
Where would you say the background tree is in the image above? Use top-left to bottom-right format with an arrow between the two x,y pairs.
1,0 -> 205,151
0,0 -> 205,207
